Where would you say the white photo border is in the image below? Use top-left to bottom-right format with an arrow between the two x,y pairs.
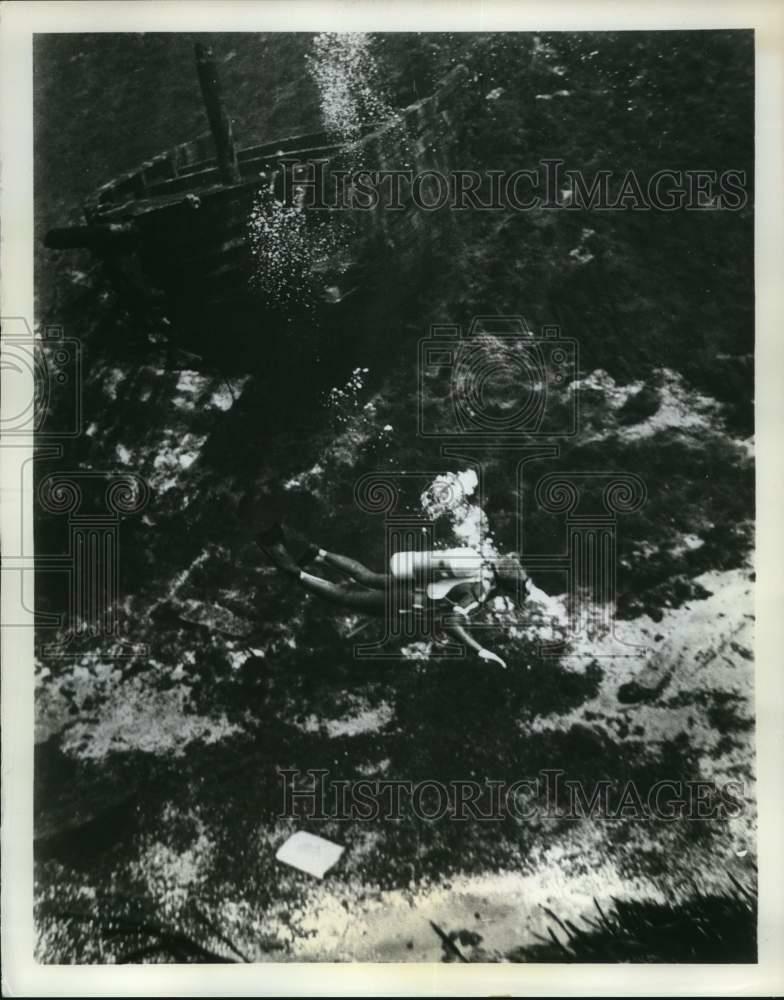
2,1 -> 782,994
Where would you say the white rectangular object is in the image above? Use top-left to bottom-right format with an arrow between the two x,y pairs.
275,831 -> 345,879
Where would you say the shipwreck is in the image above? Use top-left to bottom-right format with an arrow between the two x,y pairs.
45,44 -> 470,367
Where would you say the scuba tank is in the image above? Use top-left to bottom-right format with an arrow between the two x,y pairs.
389,547 -> 484,582
390,548 -> 493,608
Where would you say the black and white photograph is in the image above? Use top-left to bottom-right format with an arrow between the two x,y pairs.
1,1 -> 783,992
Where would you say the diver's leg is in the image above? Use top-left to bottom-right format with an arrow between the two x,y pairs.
299,572 -> 387,613
258,528 -> 387,599
318,551 -> 390,589
259,539 -> 302,578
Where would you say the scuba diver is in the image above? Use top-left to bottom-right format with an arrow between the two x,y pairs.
257,524 -> 534,669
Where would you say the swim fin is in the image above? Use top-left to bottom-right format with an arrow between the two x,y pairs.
296,543 -> 321,568
256,522 -> 286,548
257,524 -> 300,578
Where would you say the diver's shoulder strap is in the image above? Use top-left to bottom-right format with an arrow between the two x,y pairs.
426,573 -> 491,608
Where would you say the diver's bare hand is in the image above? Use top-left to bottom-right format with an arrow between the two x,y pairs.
478,648 -> 507,669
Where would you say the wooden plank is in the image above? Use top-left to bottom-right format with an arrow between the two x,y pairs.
194,43 -> 240,185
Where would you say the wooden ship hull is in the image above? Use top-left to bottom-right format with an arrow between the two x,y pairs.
45,45 -> 470,369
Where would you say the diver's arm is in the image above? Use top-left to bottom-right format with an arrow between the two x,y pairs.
442,614 -> 507,669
